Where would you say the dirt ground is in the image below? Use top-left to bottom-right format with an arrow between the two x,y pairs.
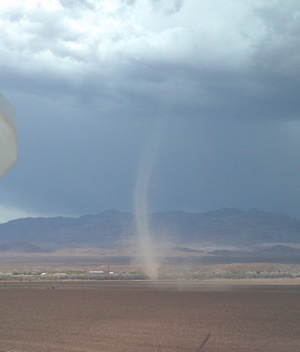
0,280 -> 299,352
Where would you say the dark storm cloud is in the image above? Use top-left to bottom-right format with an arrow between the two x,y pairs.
0,90 -> 158,216
0,0 -> 300,221
150,116 -> 300,212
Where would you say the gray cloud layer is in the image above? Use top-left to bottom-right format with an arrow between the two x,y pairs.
0,0 -> 300,221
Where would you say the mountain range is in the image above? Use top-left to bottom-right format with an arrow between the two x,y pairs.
0,208 -> 300,251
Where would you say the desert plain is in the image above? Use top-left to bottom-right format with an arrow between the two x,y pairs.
0,279 -> 299,352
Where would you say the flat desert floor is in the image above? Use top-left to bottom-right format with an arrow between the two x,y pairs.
0,280 -> 299,352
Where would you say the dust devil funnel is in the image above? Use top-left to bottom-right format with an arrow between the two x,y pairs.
0,93 -> 17,177
134,124 -> 162,279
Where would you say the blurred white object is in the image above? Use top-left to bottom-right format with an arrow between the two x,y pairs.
0,93 -> 17,177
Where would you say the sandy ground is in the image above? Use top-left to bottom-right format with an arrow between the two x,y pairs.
0,280 -> 299,352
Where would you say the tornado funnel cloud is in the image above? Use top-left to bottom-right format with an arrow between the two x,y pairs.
0,94 -> 17,178
134,124 -> 162,279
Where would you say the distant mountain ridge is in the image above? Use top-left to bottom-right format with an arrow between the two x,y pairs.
0,208 -> 300,249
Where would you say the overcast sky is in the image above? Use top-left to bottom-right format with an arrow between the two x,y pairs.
0,0 -> 300,222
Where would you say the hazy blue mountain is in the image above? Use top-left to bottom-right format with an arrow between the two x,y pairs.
0,208 -> 300,249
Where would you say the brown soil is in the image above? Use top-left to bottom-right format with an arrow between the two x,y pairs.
0,280 -> 299,352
